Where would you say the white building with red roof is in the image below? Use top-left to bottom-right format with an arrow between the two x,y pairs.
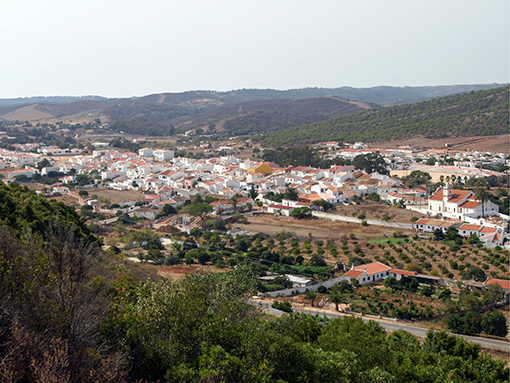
344,262 -> 393,285
484,278 -> 510,303
428,183 -> 499,220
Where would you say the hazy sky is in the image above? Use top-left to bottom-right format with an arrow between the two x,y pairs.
1,0 -> 508,98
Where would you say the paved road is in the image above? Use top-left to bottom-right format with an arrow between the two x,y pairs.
249,301 -> 510,352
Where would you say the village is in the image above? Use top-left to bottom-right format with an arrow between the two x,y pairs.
1,137 -> 508,300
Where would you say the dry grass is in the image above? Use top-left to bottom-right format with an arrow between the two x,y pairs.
331,202 -> 426,222
235,213 -> 408,240
88,188 -> 144,204
372,134 -> 510,153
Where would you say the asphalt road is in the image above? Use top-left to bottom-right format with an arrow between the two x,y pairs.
249,300 -> 510,352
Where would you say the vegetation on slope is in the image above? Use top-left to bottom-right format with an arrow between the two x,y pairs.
260,86 -> 509,146
0,183 -> 96,243
0,184 -> 509,382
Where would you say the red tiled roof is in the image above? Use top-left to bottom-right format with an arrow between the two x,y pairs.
353,261 -> 392,275
299,193 -> 323,202
459,224 -> 481,231
429,188 -> 472,203
459,200 -> 481,209
480,226 -> 498,233
344,269 -> 364,278
484,279 -> 510,291
391,269 -> 417,276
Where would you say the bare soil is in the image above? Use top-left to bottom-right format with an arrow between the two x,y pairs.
89,188 -> 144,204
371,134 -> 510,153
332,202 -> 426,222
150,264 -> 224,280
234,213 -> 410,240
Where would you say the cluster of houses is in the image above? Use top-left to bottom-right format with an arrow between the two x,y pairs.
325,142 -> 508,172
342,261 -> 510,303
0,143 -> 507,236
414,218 -> 505,248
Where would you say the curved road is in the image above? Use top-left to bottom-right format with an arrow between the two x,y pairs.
249,300 -> 510,352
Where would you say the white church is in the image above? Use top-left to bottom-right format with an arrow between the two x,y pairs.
427,183 -> 499,220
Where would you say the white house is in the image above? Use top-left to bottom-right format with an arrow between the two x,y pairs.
343,262 -> 392,285
267,204 -> 295,216
428,183 -> 499,219
139,148 -> 154,157
153,149 -> 174,161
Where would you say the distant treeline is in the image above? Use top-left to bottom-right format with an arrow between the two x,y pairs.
224,111 -> 327,136
259,86 -> 509,146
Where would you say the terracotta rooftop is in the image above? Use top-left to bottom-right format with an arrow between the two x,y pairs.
344,269 -> 365,278
459,200 -> 481,209
484,279 -> 510,291
429,188 -> 472,203
391,269 -> 417,276
459,224 -> 481,231
353,261 -> 392,275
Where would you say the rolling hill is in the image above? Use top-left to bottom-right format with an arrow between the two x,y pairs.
259,86 -> 510,147
0,84 -> 506,138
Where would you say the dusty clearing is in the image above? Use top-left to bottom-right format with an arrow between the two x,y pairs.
234,213 -> 411,240
88,188 -> 144,204
331,203 -> 425,222
371,134 -> 510,153
149,264 -> 224,280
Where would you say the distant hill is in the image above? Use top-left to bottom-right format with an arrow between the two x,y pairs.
259,86 -> 510,147
0,84 -> 506,137
0,95 -> 111,110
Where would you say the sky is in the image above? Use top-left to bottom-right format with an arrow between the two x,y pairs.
1,0 -> 508,98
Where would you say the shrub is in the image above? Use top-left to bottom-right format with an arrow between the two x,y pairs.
272,301 -> 293,313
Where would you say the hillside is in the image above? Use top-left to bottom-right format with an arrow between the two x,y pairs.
0,84 -> 504,126
260,86 -> 510,147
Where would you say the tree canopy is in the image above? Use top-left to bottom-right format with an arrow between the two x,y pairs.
352,152 -> 389,174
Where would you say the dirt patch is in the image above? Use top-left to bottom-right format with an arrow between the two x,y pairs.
331,203 -> 425,222
88,188 -> 144,204
151,264 -> 224,280
234,213 -> 410,240
371,134 -> 510,153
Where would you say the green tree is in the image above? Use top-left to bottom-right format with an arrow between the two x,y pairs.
312,200 -> 335,211
481,310 -> 508,337
352,152 -> 389,174
400,170 -> 432,188
318,316 -> 390,371
249,185 -> 258,199
284,186 -> 299,201
462,265 -> 487,282
329,293 -> 343,311
188,202 -> 213,218
474,188 -> 491,217
292,207 -> 312,219
156,204 -> 176,219
305,291 -> 318,307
